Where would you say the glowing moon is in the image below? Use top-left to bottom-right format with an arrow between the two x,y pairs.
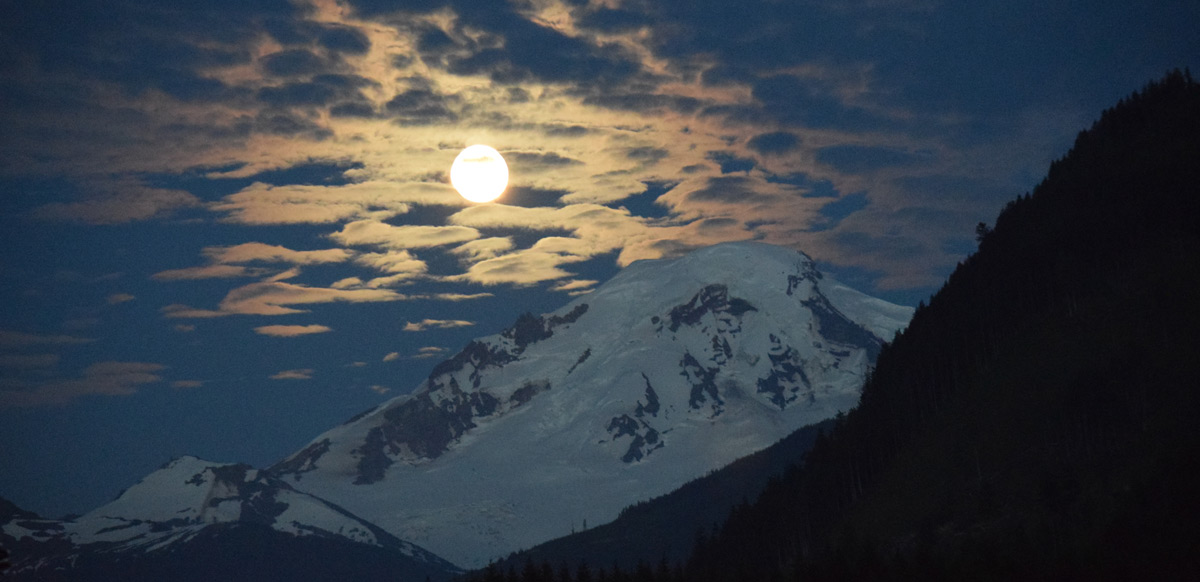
451,144 -> 508,203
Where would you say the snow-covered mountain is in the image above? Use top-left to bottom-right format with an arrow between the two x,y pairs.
270,241 -> 913,567
0,457 -> 458,581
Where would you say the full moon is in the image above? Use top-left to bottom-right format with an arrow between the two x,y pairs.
450,144 -> 508,203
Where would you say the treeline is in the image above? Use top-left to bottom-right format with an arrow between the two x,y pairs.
472,557 -> 685,582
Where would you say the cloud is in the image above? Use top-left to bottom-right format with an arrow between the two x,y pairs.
354,250 -> 428,274
0,361 -> 165,408
173,324 -> 196,333
152,265 -> 262,281
171,380 -> 204,389
418,292 -> 494,302
106,293 -> 136,305
270,369 -> 314,380
202,242 -> 354,265
32,185 -> 201,224
815,145 -> 933,174
549,279 -> 598,293
403,319 -> 474,332
329,220 -> 480,249
369,385 -> 390,394
211,181 -> 462,225
451,249 -> 589,286
253,324 -> 333,337
413,346 -> 448,359
0,330 -> 94,348
161,280 -> 405,318
0,354 -> 60,369
450,237 -> 515,264
382,352 -> 400,362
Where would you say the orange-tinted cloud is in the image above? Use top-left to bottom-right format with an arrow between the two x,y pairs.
253,324 -> 334,337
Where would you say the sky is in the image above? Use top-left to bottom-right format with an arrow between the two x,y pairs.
1,0 -> 1196,519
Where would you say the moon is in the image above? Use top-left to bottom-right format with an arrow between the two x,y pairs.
451,144 -> 508,203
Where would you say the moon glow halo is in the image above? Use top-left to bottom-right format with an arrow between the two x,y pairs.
451,144 -> 508,203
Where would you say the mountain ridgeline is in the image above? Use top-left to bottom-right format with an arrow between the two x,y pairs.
466,70 -> 1200,581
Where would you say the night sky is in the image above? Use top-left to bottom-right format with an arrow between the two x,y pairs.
2,0 -> 1196,519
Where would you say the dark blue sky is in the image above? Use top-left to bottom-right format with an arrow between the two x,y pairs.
2,0 -> 1197,518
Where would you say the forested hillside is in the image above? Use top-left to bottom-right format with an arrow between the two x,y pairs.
465,70 -> 1200,582
689,70 -> 1200,581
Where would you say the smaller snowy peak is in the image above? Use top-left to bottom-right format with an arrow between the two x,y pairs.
64,455 -> 449,567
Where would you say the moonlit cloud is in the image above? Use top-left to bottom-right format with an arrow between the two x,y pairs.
0,331 -> 94,347
413,346 -> 448,359
354,250 -> 428,274
32,185 -> 201,225
382,352 -> 400,362
0,362 -> 165,408
270,369 -> 314,380
253,324 -> 334,337
203,243 -> 355,265
0,354 -> 61,369
451,249 -> 590,286
106,293 -> 136,305
329,221 -> 481,250
450,237 -> 516,264
403,319 -> 474,332
162,280 -> 406,318
152,265 -> 263,281
210,181 -> 462,225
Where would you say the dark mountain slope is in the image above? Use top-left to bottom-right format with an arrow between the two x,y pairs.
685,70 -> 1200,581
493,418 -> 835,572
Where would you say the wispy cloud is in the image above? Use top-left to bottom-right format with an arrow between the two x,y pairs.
270,369 -> 314,380
0,362 -> 165,408
152,265 -> 262,281
202,242 -> 354,265
0,330 -> 94,348
253,324 -> 334,337
0,354 -> 61,369
210,181 -> 462,225
403,319 -> 474,332
413,346 -> 448,359
32,184 -> 200,225
382,352 -> 400,362
171,380 -> 204,389
106,293 -> 136,305
329,220 -> 480,249
162,279 -> 405,318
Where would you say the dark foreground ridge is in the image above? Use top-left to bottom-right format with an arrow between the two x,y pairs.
464,70 -> 1200,582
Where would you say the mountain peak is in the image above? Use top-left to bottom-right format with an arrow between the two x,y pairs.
272,241 -> 912,567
